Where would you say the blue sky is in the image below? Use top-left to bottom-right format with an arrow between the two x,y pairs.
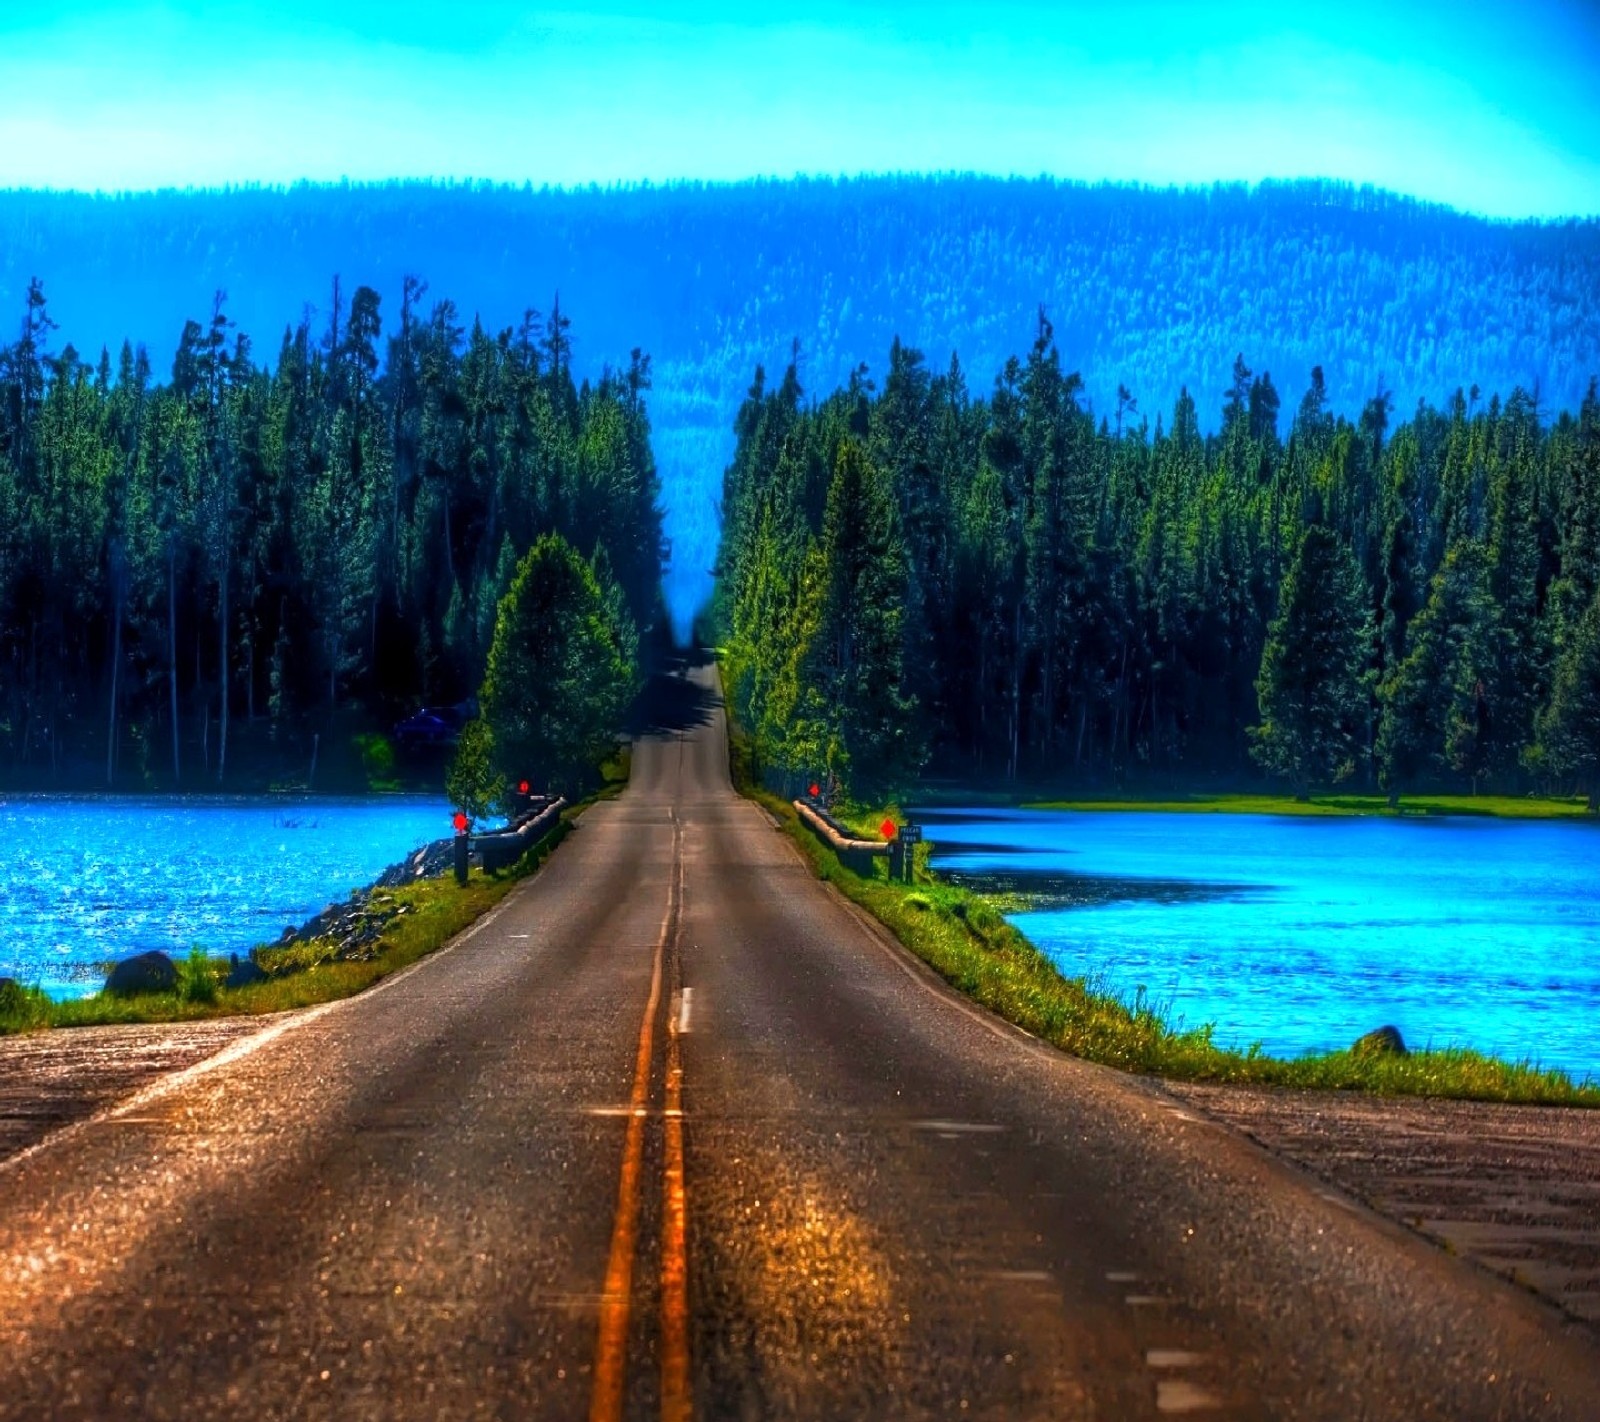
2,1 -> 1598,218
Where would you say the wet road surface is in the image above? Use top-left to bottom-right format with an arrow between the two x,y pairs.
1,656 -> 1596,1419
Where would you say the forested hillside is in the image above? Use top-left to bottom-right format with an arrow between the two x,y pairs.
3,176 -> 1597,631
0,279 -> 664,788
716,327 -> 1600,804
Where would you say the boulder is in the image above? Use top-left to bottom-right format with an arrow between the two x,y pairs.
1352,1024 -> 1408,1058
105,951 -> 178,997
225,953 -> 269,989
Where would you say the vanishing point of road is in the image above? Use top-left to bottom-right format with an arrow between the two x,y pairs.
1,656 -> 1596,1420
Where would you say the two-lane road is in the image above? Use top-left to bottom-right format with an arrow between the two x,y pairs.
1,656 -> 1596,1419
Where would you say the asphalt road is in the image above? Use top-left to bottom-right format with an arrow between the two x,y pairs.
1,655 -> 1596,1420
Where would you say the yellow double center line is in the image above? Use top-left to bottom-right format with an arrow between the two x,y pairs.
590,810 -> 691,1422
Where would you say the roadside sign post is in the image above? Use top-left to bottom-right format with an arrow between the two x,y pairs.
882,817 -> 901,882
899,823 -> 923,883
453,811 -> 470,885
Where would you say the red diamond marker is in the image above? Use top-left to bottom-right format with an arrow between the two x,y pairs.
518,779 -> 530,794
452,811 -> 469,835
880,818 -> 897,840
809,783 -> 820,798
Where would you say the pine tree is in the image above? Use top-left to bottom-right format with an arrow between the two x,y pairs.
478,532 -> 635,795
1532,588 -> 1600,810
819,437 -> 923,798
1377,542 -> 1500,798
1249,525 -> 1371,796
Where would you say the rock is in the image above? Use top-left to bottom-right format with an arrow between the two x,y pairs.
225,953 -> 268,989
1352,1025 -> 1408,1058
375,836 -> 457,887
105,950 -> 178,997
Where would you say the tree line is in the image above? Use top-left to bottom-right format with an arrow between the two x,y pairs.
0,278 -> 665,787
715,320 -> 1600,807
8,176 -> 1596,638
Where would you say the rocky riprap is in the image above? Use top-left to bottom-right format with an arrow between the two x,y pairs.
268,887 -> 419,966
373,836 -> 459,888
263,832 -> 465,968
189,810 -> 558,982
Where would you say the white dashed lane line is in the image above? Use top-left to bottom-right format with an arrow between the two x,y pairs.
911,1120 -> 1006,1135
1155,1378 -> 1223,1413
1098,1268 -> 1228,1413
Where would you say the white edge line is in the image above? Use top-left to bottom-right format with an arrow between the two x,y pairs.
0,879 -> 530,1182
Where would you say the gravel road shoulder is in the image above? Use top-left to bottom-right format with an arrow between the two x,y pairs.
1165,1081 -> 1600,1329
0,1019 -> 272,1163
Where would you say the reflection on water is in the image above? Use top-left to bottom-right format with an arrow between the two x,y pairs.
919,807 -> 1600,1081
0,796 -> 450,998
940,865 -> 1261,911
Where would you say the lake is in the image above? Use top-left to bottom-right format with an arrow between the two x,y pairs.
921,808 -> 1600,1082
0,797 -> 451,998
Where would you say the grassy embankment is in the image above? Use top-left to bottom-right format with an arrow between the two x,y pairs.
1021,792 -> 1595,819
728,727 -> 1598,1107
0,752 -> 629,1036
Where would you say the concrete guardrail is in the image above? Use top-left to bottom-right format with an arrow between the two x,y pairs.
793,800 -> 889,876
474,798 -> 568,873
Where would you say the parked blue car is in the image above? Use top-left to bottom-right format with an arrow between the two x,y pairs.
394,703 -> 472,746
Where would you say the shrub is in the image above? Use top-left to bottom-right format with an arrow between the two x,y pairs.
0,978 -> 50,1032
176,948 -> 220,1004
353,732 -> 400,791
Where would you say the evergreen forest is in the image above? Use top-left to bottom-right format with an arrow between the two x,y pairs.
715,325 -> 1600,806
0,278 -> 665,788
5,175 -> 1598,633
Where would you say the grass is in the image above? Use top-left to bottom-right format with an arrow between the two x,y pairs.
19,832 -> 564,1031
0,750 -> 630,1037
1021,792 -> 1596,819
725,722 -> 1598,1107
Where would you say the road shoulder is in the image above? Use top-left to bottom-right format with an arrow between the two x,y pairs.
1166,1080 -> 1600,1330
0,1018 -> 270,1164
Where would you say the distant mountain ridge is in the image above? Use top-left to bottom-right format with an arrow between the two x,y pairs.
3,175 -> 1597,630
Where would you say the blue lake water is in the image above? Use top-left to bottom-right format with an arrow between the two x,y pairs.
0,797 -> 451,997
922,808 -> 1600,1082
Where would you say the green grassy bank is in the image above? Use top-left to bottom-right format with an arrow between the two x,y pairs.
0,753 -> 627,1036
1020,792 -> 1596,819
730,731 -> 1598,1107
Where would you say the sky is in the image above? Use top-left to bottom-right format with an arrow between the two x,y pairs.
1,1 -> 1599,219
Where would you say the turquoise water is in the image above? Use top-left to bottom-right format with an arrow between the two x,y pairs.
0,797 -> 451,997
922,808 -> 1600,1082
